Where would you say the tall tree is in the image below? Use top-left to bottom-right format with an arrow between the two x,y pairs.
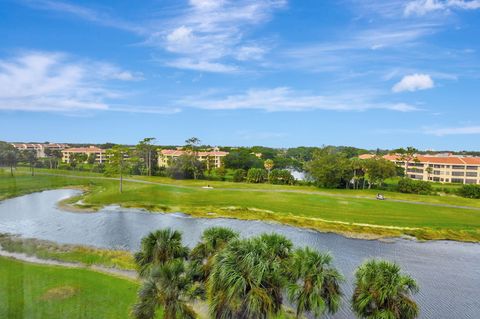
133,228 -> 193,319
133,259 -> 195,319
21,150 -> 38,176
288,248 -> 343,318
136,138 -> 157,176
392,147 -> 419,178
352,259 -> 419,319
105,146 -> 132,193
3,150 -> 18,176
306,148 -> 352,188
264,159 -> 274,178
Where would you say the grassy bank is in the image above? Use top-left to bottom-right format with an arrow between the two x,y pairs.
0,256 -> 149,319
0,234 -> 136,270
1,170 -> 480,242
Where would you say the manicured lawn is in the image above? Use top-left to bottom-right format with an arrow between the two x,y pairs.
1,169 -> 480,241
0,257 -> 146,319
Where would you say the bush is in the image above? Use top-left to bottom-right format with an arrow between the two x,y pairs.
396,178 -> 433,195
233,169 -> 246,182
268,169 -> 295,185
246,168 -> 267,183
457,184 -> 480,199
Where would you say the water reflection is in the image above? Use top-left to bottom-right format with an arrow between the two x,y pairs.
0,189 -> 479,318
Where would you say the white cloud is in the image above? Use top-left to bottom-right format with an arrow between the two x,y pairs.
151,0 -> 286,72
177,87 -> 419,112
235,45 -> 267,61
0,52 -> 147,113
166,59 -> 238,73
189,0 -> 225,10
424,126 -> 480,135
392,73 -> 434,92
404,0 -> 480,16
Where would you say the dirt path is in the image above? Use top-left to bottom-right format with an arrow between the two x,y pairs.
37,172 -> 480,211
0,248 -> 137,280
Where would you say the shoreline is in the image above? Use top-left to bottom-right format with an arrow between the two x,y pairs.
0,247 -> 137,280
3,186 -> 480,243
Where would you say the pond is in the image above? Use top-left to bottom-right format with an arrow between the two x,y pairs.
0,189 -> 479,318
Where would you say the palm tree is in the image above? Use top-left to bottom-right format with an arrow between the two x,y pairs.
352,259 -> 419,319
134,228 -> 189,278
288,247 -> 343,318
207,233 -> 293,319
132,259 -> 196,319
264,159 -> 274,179
189,227 -> 239,298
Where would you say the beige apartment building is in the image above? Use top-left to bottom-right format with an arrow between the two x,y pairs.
360,153 -> 480,184
158,148 -> 229,169
61,146 -> 107,164
11,143 -> 69,158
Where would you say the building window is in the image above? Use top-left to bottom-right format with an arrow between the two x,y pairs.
452,171 -> 465,176
466,172 -> 478,177
465,179 -> 477,184
452,165 -> 465,170
451,178 -> 464,184
466,166 -> 478,170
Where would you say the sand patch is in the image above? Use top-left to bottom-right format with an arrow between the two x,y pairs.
40,286 -> 78,301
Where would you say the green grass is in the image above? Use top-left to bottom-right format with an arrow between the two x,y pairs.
2,168 -> 480,242
0,257 -> 148,319
0,256 -> 294,319
0,234 -> 136,270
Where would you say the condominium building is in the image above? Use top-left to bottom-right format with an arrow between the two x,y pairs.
360,153 -> 480,184
11,143 -> 69,158
158,148 -> 229,169
61,146 -> 107,164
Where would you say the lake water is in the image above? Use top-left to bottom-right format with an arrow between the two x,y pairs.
0,189 -> 479,318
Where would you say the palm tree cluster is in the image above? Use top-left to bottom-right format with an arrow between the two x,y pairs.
132,228 -> 419,319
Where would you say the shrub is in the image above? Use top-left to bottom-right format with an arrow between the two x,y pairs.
457,184 -> 480,199
246,168 -> 267,183
396,178 -> 433,195
233,169 -> 246,182
268,169 -> 295,185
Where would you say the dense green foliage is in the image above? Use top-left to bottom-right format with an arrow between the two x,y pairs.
166,154 -> 205,180
306,148 -> 352,188
457,184 -> 480,199
134,228 -> 346,319
268,169 -> 295,185
223,149 -> 263,170
133,228 -> 420,319
246,167 -> 268,183
232,168 -> 247,182
397,178 -> 433,195
352,260 -> 419,319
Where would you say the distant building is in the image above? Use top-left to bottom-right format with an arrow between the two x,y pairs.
158,147 -> 229,169
359,153 -> 480,184
11,143 -> 69,158
61,146 -> 107,164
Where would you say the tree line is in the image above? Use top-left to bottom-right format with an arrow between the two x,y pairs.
132,227 -> 419,319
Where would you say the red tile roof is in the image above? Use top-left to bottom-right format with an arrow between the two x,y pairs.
360,154 -> 480,165
160,149 -> 229,157
63,146 -> 104,153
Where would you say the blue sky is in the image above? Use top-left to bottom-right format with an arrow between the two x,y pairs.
0,0 -> 479,150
